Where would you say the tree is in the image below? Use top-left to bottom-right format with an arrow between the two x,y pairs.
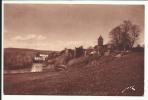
109,20 -> 140,50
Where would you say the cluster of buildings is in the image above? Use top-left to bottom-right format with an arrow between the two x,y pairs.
62,35 -> 113,58
32,35 -> 113,72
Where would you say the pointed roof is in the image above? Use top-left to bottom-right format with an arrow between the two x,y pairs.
98,35 -> 103,40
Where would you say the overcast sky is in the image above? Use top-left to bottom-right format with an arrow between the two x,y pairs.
4,4 -> 144,51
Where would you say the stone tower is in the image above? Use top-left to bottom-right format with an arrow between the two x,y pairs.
98,35 -> 103,46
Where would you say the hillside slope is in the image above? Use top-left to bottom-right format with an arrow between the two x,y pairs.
4,48 -> 53,69
4,52 -> 144,96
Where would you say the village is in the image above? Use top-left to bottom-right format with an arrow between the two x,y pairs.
31,35 -> 109,72
31,35 -> 141,73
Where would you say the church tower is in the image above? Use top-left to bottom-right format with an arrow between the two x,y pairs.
98,35 -> 103,46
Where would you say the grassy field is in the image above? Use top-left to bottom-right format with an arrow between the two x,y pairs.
4,52 -> 144,96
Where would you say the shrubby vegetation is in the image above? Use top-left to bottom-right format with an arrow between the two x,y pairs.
4,51 -> 34,70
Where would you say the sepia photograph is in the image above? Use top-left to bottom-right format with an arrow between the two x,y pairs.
3,3 -> 144,96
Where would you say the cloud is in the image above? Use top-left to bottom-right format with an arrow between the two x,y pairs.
11,34 -> 46,41
56,40 -> 95,49
57,40 -> 83,46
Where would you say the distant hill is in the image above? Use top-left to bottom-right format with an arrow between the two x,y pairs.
4,48 -> 53,54
4,48 -> 55,70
